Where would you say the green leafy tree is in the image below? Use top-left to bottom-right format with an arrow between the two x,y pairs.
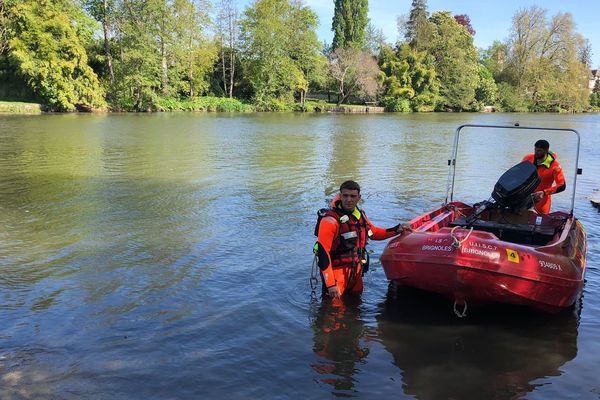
495,81 -> 529,112
475,64 -> 498,106
426,11 -> 479,111
590,92 -> 599,108
331,0 -> 368,49
111,0 -> 162,109
588,76 -> 599,108
241,0 -> 322,109
480,41 -> 508,82
378,42 -> 438,111
85,0 -> 116,92
172,0 -> 213,98
506,6 -> 590,111
0,0 -> 9,56
288,4 -> 326,106
7,0 -> 105,110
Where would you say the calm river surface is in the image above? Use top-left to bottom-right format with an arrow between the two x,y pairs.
0,112 -> 599,399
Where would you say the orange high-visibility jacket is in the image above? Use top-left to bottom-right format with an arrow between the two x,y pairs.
316,195 -> 397,295
522,152 -> 566,214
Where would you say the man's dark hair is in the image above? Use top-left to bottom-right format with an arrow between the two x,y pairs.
534,139 -> 550,150
340,180 -> 360,193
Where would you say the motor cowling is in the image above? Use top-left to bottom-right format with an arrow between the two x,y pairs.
491,160 -> 541,209
467,161 -> 541,224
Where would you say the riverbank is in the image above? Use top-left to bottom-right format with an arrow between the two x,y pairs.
1,98 -> 596,114
0,101 -> 43,114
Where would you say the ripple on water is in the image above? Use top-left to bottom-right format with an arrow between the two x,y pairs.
0,113 -> 599,399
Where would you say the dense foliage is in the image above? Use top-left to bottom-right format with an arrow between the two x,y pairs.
0,0 -> 595,112
331,0 -> 368,49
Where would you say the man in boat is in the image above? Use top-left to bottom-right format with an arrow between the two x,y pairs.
314,180 -> 411,299
522,139 -> 566,214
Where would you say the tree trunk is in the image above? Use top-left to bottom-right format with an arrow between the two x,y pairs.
229,49 -> 234,98
102,0 -> 115,89
160,30 -> 167,95
221,41 -> 228,96
188,34 -> 194,98
228,14 -> 235,98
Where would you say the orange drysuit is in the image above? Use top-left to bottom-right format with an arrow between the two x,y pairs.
522,152 -> 566,214
315,195 -> 398,296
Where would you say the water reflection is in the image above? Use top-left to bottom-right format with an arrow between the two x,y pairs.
310,297 -> 369,396
377,284 -> 579,400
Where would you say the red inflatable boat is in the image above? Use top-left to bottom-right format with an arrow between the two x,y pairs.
380,125 -> 587,314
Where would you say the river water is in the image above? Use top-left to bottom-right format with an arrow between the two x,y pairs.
0,112 -> 598,399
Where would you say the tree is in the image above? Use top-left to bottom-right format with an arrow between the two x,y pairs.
331,0 -> 368,49
215,0 -> 239,98
594,77 -> 600,94
287,2 -> 326,106
378,42 -> 438,111
426,11 -> 479,110
364,22 -> 386,57
172,0 -> 213,98
328,47 -> 380,105
85,0 -> 116,92
240,0 -> 322,109
454,14 -> 475,35
505,7 -> 590,111
475,65 -> 497,106
7,0 -> 105,110
404,0 -> 433,51
480,40 -> 508,82
111,0 -> 163,109
578,38 -> 592,67
0,0 -> 9,56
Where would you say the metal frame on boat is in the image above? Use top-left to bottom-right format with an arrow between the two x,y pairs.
445,124 -> 582,214
380,124 -> 587,315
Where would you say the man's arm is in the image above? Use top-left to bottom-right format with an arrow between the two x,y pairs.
534,164 -> 566,201
365,214 -> 412,240
545,164 -> 566,196
316,216 -> 340,298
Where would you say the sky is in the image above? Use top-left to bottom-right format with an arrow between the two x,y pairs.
239,0 -> 600,69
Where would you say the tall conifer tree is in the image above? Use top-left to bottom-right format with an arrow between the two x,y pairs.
331,0 -> 368,49
405,0 -> 432,51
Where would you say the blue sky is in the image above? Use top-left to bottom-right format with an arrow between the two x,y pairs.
238,0 -> 600,69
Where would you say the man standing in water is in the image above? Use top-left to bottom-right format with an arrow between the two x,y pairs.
522,140 -> 566,214
314,180 -> 411,298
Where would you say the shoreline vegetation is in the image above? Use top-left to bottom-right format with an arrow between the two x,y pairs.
0,101 -> 43,114
1,1 -> 599,114
0,98 -> 391,114
1,98 -> 598,115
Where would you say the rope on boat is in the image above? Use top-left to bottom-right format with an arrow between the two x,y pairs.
453,299 -> 468,318
450,226 -> 473,249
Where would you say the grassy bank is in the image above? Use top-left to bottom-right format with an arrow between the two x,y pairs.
147,96 -> 253,112
0,101 -> 43,114
0,98 -> 381,114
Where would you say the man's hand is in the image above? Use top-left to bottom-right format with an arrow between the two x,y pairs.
532,191 -> 545,202
327,285 -> 341,299
396,224 -> 413,234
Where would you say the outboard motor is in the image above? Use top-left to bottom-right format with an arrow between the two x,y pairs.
467,161 -> 541,223
492,161 -> 541,208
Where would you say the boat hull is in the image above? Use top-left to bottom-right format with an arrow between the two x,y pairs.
380,204 -> 587,313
